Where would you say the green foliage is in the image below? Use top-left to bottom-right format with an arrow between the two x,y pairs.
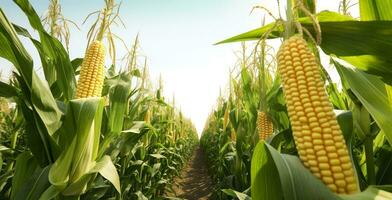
0,0 -> 198,199
216,11 -> 392,85
204,1 -> 392,199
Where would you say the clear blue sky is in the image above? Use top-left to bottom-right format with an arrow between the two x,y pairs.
0,0 -> 354,135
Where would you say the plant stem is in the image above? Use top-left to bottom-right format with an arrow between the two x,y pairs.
6,130 -> 19,172
364,137 -> 376,185
285,0 -> 294,39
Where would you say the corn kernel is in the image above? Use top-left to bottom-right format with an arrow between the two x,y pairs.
277,36 -> 358,194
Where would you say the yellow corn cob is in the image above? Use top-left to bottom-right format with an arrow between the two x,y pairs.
277,36 -> 358,194
223,106 -> 230,131
75,41 -> 105,99
144,108 -> 151,123
230,126 -> 236,142
257,111 -> 273,140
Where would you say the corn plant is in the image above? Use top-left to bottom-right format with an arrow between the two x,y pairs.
201,41 -> 286,199
0,0 -> 198,199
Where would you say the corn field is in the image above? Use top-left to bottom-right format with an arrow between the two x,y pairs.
0,0 -> 198,199
1,0 -> 392,200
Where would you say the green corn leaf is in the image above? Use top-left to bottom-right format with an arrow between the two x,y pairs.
375,146 -> 392,185
95,156 -> 121,194
62,155 -> 121,195
108,73 -> 132,134
31,72 -> 63,135
216,11 -> 353,45
252,142 -> 392,199
0,145 -> 11,152
0,7 -> 62,136
333,58 -> 392,146
71,58 -> 83,74
360,0 -> 392,20
14,0 -> 76,100
15,166 -> 51,200
216,11 -> 392,84
134,191 -> 148,200
336,111 -> 354,145
11,152 -> 40,200
11,152 -> 36,199
251,141 -> 282,200
48,137 -> 76,191
222,189 -> 251,200
0,10 -> 33,83
38,186 -> 60,200
251,142 -> 337,200
340,186 -> 392,200
0,81 -> 18,97
49,97 -> 110,196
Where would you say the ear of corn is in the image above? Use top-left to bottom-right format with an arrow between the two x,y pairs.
75,41 -> 106,99
223,105 -> 230,131
277,36 -> 359,194
230,126 -> 236,142
256,111 -> 273,140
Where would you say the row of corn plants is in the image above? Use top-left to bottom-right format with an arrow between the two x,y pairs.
0,0 -> 198,199
201,0 -> 392,199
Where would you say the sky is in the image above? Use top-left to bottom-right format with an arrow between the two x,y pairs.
0,0 -> 358,136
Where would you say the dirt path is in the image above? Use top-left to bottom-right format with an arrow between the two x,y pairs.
166,146 -> 214,200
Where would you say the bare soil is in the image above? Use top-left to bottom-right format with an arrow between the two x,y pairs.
166,146 -> 214,200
